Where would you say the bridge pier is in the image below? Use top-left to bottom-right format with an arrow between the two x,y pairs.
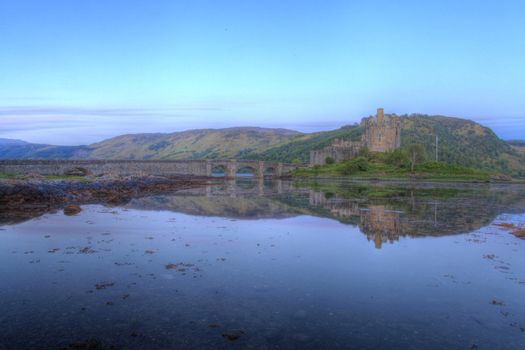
226,179 -> 237,197
257,161 -> 265,178
273,163 -> 283,177
225,160 -> 237,179
258,178 -> 264,196
205,160 -> 212,177
276,179 -> 283,194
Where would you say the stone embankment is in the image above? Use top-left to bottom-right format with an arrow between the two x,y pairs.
0,174 -> 210,211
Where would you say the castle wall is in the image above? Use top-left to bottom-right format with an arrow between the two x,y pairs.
309,139 -> 362,165
309,108 -> 401,165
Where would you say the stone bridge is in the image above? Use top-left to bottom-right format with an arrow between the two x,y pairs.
0,160 -> 307,178
177,179 -> 307,197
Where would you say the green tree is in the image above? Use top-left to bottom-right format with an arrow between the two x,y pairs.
405,144 -> 427,172
384,149 -> 409,168
325,157 -> 335,164
339,157 -> 369,175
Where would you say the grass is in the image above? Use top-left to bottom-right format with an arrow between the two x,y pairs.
293,158 -> 496,182
296,179 -> 466,200
0,172 -> 19,179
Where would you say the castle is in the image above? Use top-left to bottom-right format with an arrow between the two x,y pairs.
310,108 -> 401,165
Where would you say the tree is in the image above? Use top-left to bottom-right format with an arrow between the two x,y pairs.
338,157 -> 369,175
406,144 -> 427,172
384,149 -> 409,168
325,157 -> 335,165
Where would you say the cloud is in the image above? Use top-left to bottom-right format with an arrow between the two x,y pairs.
0,105 -> 229,144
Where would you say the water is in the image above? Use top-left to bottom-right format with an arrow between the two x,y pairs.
1,179 -> 524,349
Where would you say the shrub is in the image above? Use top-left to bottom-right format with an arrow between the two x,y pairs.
338,157 -> 369,175
384,149 -> 409,168
325,157 -> 335,165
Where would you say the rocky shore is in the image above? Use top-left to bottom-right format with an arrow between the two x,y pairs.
0,174 -> 211,225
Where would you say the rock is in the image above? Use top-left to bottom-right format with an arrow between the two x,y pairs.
64,204 -> 82,215
511,228 -> 525,239
66,338 -> 103,349
27,173 -> 45,180
490,174 -> 511,182
222,330 -> 245,341
165,263 -> 178,270
64,167 -> 92,177
95,281 -> 115,290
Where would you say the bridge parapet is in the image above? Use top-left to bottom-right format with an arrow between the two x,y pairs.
0,159 -> 308,178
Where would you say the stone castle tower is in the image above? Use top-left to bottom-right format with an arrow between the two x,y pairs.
309,108 -> 401,165
362,108 -> 401,152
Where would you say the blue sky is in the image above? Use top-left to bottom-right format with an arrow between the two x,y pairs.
0,0 -> 524,144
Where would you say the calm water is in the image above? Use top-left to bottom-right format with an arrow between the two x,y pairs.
1,179 -> 524,350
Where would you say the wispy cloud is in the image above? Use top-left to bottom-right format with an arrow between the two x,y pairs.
0,105 -> 232,144
1,104 -> 520,145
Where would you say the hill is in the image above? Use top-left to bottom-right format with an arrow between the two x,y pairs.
239,124 -> 364,163
247,114 -> 524,175
399,115 -> 523,174
0,140 -> 90,159
88,127 -> 300,160
1,115 -> 523,176
508,140 -> 525,157
0,138 -> 28,145
0,128 -> 300,161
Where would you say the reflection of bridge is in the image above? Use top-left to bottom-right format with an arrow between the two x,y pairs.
0,160 -> 308,178
176,179 -> 304,197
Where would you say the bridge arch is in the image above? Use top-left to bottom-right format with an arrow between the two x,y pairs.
236,165 -> 257,177
210,164 -> 227,177
264,166 -> 276,177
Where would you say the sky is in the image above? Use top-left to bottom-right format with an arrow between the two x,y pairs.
0,0 -> 524,145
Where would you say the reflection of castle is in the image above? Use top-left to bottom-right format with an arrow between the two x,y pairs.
310,108 -> 401,165
309,190 -> 401,249
360,206 -> 401,249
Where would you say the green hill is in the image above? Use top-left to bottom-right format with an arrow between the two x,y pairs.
0,142 -> 90,159
1,115 -> 523,176
239,124 -> 363,163
0,127 -> 300,161
88,127 -> 300,160
247,114 -> 524,175
508,140 -> 525,157
399,115 -> 523,174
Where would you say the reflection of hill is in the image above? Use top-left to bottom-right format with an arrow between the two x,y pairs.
124,195 -> 303,219
304,183 -> 525,248
2,179 -> 525,249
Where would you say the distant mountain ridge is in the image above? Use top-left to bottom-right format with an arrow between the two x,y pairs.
0,138 -> 28,145
0,127 -> 301,161
508,140 -> 525,157
0,117 -> 523,175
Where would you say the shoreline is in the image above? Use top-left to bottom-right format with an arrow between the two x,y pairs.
0,175 -> 213,209
290,174 -> 523,184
